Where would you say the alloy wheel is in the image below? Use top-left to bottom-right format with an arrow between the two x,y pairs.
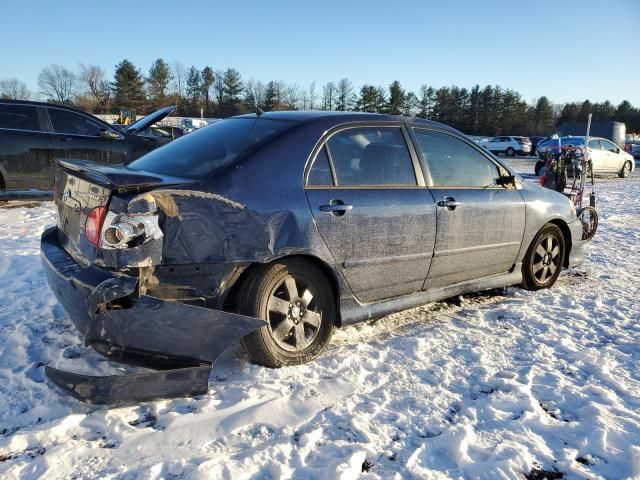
533,235 -> 561,284
266,275 -> 322,352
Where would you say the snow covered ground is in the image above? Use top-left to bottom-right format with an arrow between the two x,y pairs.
0,161 -> 638,479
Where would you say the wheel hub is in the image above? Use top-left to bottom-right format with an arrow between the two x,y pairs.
288,300 -> 306,324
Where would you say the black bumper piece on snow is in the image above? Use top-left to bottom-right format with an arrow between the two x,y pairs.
45,364 -> 212,405
40,226 -> 267,405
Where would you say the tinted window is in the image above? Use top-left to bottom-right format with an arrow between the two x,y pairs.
129,117 -> 294,179
0,104 -> 39,131
413,129 -> 500,187
49,108 -> 104,136
326,127 -> 416,186
588,139 -> 602,149
307,146 -> 334,186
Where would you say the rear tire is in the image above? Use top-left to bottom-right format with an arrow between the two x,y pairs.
239,259 -> 335,367
619,161 -> 631,178
534,160 -> 545,176
506,147 -> 515,157
521,224 -> 565,291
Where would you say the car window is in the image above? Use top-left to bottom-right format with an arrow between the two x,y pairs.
600,139 -> 617,152
307,146 -> 334,186
413,129 -> 501,187
326,127 -> 416,186
0,104 -> 40,131
48,108 -> 105,136
588,139 -> 602,149
129,117 -> 295,179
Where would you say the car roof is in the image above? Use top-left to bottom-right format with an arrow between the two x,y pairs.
233,110 -> 460,132
0,98 -> 98,117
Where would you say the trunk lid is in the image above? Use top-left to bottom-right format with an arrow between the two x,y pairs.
122,106 -> 177,135
53,158 -> 192,262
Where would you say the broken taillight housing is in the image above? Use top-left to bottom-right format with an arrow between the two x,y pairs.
100,211 -> 163,249
85,207 -> 107,246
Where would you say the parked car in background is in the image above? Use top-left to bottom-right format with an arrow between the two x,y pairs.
624,140 -> 640,158
0,101 -> 176,192
529,136 -> 547,156
180,118 -> 209,133
41,111 -> 588,403
534,136 -> 635,177
481,136 -> 531,156
144,125 -> 186,139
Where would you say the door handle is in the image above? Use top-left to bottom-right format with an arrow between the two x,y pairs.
319,202 -> 353,216
437,197 -> 461,210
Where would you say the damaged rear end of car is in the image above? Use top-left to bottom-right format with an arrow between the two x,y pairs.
42,158 -> 268,405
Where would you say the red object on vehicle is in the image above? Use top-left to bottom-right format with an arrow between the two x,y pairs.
85,207 -> 106,246
539,176 -> 545,186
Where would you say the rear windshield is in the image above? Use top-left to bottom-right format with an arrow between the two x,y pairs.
128,117 -> 294,178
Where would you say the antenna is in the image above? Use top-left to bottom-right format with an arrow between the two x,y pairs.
256,107 -> 265,116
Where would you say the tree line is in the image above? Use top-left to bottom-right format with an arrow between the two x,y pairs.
1,59 -> 639,136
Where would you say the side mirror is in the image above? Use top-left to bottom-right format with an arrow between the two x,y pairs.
100,130 -> 122,141
496,174 -> 517,187
615,147 -> 620,154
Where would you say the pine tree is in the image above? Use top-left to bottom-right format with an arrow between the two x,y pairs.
387,81 -> 405,115
112,59 -> 146,111
221,68 -> 243,116
201,67 -> 215,115
147,58 -> 172,106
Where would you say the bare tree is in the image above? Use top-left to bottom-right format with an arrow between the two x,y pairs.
171,61 -> 187,99
284,83 -> 301,109
322,82 -> 337,110
78,64 -> 109,111
308,81 -> 317,110
0,78 -> 31,100
38,64 -> 77,103
244,79 -> 266,109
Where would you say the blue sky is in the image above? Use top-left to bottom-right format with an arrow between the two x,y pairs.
2,0 -> 639,105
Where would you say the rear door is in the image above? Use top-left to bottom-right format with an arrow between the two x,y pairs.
0,102 -> 51,190
411,127 -> 526,289
47,107 -> 129,167
305,124 -> 437,303
587,139 -> 607,173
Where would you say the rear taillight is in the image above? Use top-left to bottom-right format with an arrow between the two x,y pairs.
85,207 -> 107,246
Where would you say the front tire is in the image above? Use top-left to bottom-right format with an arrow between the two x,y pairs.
506,147 -> 515,157
521,224 -> 565,291
239,259 -> 335,367
619,161 -> 632,178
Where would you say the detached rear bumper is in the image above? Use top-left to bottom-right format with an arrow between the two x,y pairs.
40,226 -> 266,404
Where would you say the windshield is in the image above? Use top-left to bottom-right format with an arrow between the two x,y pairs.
129,117 -> 295,179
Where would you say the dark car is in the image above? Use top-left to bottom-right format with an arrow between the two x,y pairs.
0,100 -> 176,192
529,136 -> 547,156
40,111 -> 587,404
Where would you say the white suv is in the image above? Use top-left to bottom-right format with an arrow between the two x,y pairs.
481,136 -> 532,156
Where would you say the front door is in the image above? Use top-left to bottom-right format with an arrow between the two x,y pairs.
411,128 -> 526,289
305,125 -> 437,303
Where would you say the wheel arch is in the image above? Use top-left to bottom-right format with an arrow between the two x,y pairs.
221,254 -> 343,326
